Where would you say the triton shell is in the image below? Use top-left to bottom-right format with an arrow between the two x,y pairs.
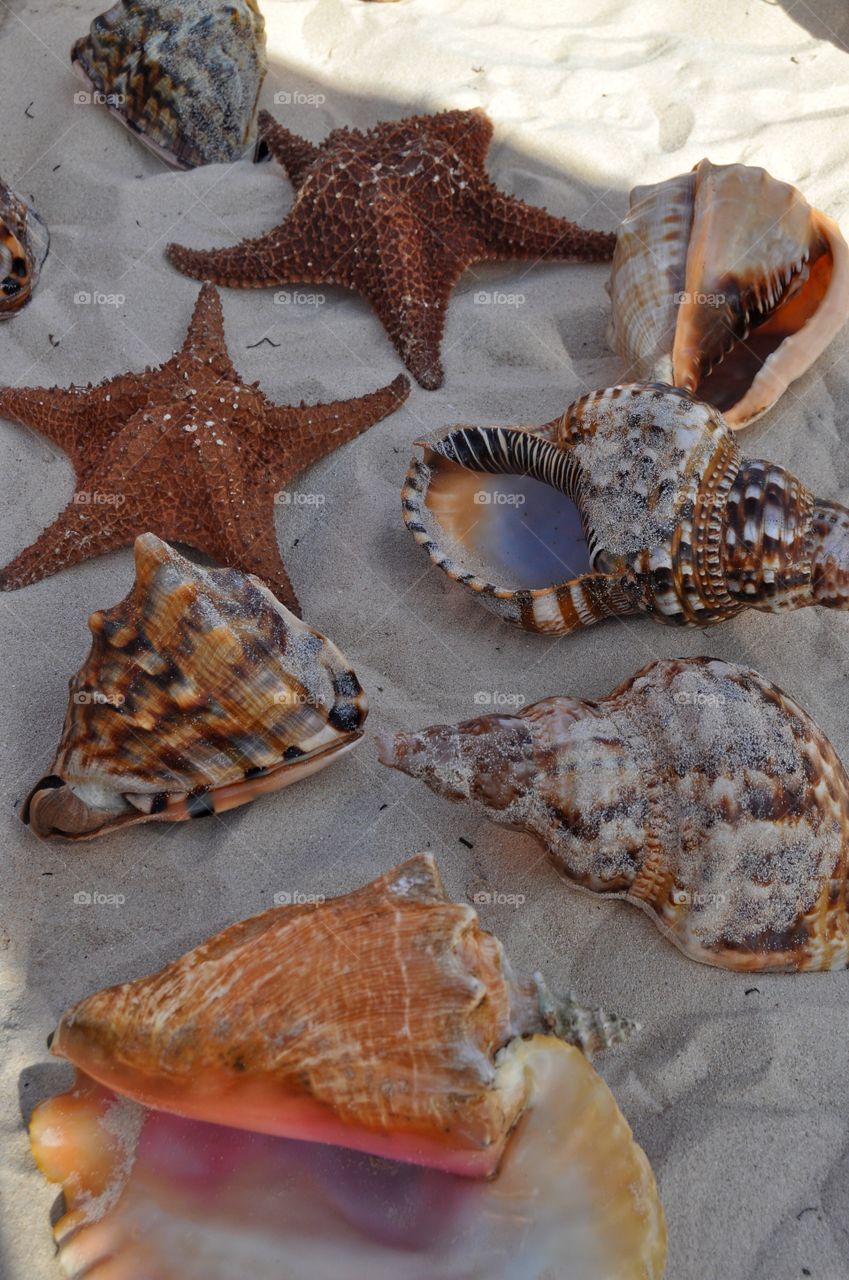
24,533 -> 367,840
29,854 -> 665,1279
402,382 -> 849,635
379,660 -> 849,972
0,176 -> 48,317
71,0 -> 267,169
607,159 -> 849,426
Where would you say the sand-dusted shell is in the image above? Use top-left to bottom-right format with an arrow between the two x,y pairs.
0,176 -> 49,317
402,382 -> 849,635
607,159 -> 849,426
379,660 -> 849,972
29,854 -> 665,1279
24,533 -> 367,840
71,0 -> 267,168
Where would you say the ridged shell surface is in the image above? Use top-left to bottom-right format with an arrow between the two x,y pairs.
379,659 -> 849,972
29,854 -> 666,1279
24,533 -> 367,838
71,0 -> 267,168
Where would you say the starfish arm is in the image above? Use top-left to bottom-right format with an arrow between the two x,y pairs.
357,205 -> 464,389
0,374 -> 152,470
172,493 -> 301,614
255,110 -> 321,188
0,491 -> 144,590
167,209 -> 331,290
475,182 -> 616,261
263,374 -> 410,471
428,107 -> 494,169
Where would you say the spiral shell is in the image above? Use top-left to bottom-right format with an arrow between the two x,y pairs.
71,0 -> 267,168
379,659 -> 849,972
0,177 -> 48,317
607,159 -> 849,426
402,382 -> 849,635
24,533 -> 367,840
29,854 -> 665,1279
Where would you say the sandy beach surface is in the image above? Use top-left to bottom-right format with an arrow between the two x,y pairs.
2,1 -> 849,1277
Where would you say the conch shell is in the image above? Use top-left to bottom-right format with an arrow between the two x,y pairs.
24,533 -> 367,840
29,854 -> 666,1279
607,159 -> 849,426
71,0 -> 267,168
379,659 -> 849,972
0,176 -> 49,317
402,382 -> 849,635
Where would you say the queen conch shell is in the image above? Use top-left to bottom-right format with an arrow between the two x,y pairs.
71,0 -> 267,169
29,854 -> 665,1279
24,533 -> 367,840
402,382 -> 849,635
379,659 -> 849,973
0,176 -> 49,317
607,159 -> 849,426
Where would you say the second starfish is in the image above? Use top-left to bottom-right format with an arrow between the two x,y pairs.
0,285 -> 409,607
167,108 -> 615,389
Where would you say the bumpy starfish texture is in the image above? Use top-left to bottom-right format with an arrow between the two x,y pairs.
0,284 -> 409,607
167,108 -> 615,389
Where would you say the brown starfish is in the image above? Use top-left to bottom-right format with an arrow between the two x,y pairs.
0,284 -> 409,608
166,108 -> 615,389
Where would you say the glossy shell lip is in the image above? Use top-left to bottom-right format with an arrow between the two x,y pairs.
608,159 -> 849,427
28,855 -> 666,1279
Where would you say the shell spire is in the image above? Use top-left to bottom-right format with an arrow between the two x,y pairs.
379,659 -> 849,972
402,382 -> 849,635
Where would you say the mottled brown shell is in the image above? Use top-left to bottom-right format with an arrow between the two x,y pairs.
607,159 -> 849,426
0,177 -> 49,317
24,533 -> 367,839
402,383 -> 849,635
71,0 -> 267,168
379,659 -> 849,972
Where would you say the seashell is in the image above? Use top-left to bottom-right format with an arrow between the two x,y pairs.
402,381 -> 849,635
607,159 -> 849,426
71,0 -> 267,169
24,533 -> 367,840
0,176 -> 49,317
29,854 -> 665,1279
378,659 -> 849,972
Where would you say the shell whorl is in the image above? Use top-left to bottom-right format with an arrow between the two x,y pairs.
379,658 -> 849,972
402,383 -> 849,634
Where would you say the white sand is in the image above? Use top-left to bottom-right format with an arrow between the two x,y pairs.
2,1 -> 849,1277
